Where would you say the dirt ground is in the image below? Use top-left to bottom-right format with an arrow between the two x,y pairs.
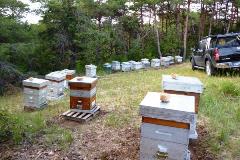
0,111 -> 216,160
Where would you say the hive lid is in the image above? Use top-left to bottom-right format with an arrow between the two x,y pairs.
23,78 -> 49,88
151,59 -> 160,62
122,62 -> 130,65
140,92 -> 195,123
69,76 -> 97,84
162,75 -> 204,93
85,64 -> 97,69
45,71 -> 66,81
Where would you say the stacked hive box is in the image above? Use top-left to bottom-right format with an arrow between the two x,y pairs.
121,62 -> 131,72
161,57 -> 171,67
45,72 -> 65,100
103,63 -> 112,74
61,69 -> 76,88
175,56 -> 183,63
112,61 -> 121,72
140,92 -> 194,160
128,60 -> 136,70
162,75 -> 203,139
23,78 -> 49,110
85,64 -> 97,77
167,56 -> 175,64
133,62 -> 143,70
151,59 -> 161,68
68,77 -> 97,111
141,58 -> 150,68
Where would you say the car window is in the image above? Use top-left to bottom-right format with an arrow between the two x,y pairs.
217,36 -> 240,48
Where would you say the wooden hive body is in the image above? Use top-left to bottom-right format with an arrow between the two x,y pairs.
139,92 -> 194,160
23,78 -> 49,109
69,77 -> 97,110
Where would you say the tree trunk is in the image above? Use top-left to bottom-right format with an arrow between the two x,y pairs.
153,5 -> 162,58
183,0 -> 190,61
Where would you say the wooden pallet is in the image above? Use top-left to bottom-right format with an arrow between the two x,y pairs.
61,106 -> 100,122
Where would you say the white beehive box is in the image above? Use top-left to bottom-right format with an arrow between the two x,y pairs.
167,56 -> 175,64
161,57 -> 170,67
60,69 -> 76,88
128,60 -> 136,70
141,58 -> 150,68
162,75 -> 203,94
45,71 -> 65,100
112,61 -> 121,71
132,62 -> 143,70
121,62 -> 131,72
139,92 -> 193,160
85,64 -> 97,78
151,59 -> 161,68
175,56 -> 183,63
23,78 -> 49,109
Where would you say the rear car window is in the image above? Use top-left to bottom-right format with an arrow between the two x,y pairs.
217,36 -> 240,48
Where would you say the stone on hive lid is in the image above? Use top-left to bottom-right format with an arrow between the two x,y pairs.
162,75 -> 204,93
140,92 -> 195,123
23,78 -> 49,88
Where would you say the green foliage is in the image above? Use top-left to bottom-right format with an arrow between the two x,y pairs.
219,81 -> 240,97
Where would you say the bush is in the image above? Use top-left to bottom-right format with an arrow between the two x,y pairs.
0,109 -> 14,142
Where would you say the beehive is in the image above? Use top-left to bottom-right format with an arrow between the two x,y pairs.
112,61 -> 121,71
103,63 -> 112,74
175,56 -> 183,63
60,69 -> 76,88
160,57 -> 171,67
140,92 -> 194,160
68,77 -> 97,110
167,56 -> 175,64
85,64 -> 97,78
162,75 -> 204,139
141,58 -> 150,68
132,62 -> 143,70
23,78 -> 49,109
121,62 -> 131,72
151,59 -> 161,68
45,71 -> 65,100
128,60 -> 136,70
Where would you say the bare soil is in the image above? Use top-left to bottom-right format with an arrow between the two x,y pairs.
0,111 -> 216,160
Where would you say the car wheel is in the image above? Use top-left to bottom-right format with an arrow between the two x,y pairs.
191,58 -> 196,70
206,60 -> 215,76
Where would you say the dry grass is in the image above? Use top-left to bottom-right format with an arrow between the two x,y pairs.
1,63 -> 240,159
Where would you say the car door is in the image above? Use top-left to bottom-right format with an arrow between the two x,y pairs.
194,41 -> 204,66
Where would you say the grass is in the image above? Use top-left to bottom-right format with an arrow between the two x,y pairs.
1,63 -> 240,159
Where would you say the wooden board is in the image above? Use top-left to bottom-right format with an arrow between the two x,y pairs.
61,106 -> 100,122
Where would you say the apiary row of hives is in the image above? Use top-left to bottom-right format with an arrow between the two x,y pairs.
23,69 -> 76,110
104,56 -> 183,73
139,75 -> 203,160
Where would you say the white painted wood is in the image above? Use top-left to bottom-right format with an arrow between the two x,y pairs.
167,56 -> 175,64
69,76 -> 97,84
140,137 -> 188,160
70,87 -> 96,98
23,78 -> 49,88
141,59 -> 150,68
175,56 -> 183,63
128,61 -> 136,70
151,59 -> 161,68
141,123 -> 189,145
24,87 -> 47,96
45,71 -> 65,82
112,61 -> 121,71
161,57 -> 171,67
162,75 -> 204,93
140,92 -> 195,123
121,62 -> 131,72
85,64 -> 97,77
132,62 -> 143,70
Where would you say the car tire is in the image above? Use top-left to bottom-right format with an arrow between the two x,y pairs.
191,58 -> 196,70
205,60 -> 215,76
